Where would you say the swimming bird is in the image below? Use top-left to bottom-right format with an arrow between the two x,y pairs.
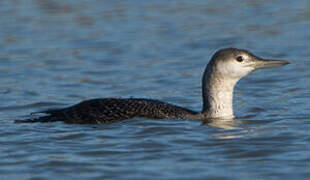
16,48 -> 289,124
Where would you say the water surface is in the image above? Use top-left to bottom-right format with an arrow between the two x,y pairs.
1,0 -> 310,179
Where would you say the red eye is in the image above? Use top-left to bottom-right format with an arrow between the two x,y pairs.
236,56 -> 244,62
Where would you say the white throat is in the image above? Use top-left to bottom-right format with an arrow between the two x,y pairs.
201,64 -> 240,118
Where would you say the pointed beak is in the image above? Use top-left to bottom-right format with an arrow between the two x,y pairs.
252,57 -> 290,69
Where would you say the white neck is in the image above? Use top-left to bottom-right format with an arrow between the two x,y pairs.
201,65 -> 239,119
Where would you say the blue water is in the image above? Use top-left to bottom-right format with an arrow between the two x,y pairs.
1,0 -> 310,179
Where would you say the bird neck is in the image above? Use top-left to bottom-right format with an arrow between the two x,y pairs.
201,67 -> 239,119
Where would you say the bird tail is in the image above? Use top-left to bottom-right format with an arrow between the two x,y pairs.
15,116 -> 58,123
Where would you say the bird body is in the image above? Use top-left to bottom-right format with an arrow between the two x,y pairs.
16,48 -> 289,124
28,98 -> 198,124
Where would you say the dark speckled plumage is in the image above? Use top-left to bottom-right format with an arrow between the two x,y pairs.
17,98 -> 197,124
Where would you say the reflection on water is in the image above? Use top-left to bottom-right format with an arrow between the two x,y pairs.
202,119 -> 241,130
202,118 -> 275,139
1,0 -> 310,179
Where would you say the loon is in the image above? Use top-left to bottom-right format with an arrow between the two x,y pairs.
16,48 -> 289,124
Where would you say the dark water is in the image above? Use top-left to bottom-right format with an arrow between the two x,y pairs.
1,0 -> 310,179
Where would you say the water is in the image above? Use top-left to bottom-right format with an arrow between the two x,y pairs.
0,0 -> 309,179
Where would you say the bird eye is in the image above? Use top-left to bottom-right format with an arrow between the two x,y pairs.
236,56 -> 244,62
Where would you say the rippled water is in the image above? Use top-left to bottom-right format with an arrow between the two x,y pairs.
1,0 -> 310,179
